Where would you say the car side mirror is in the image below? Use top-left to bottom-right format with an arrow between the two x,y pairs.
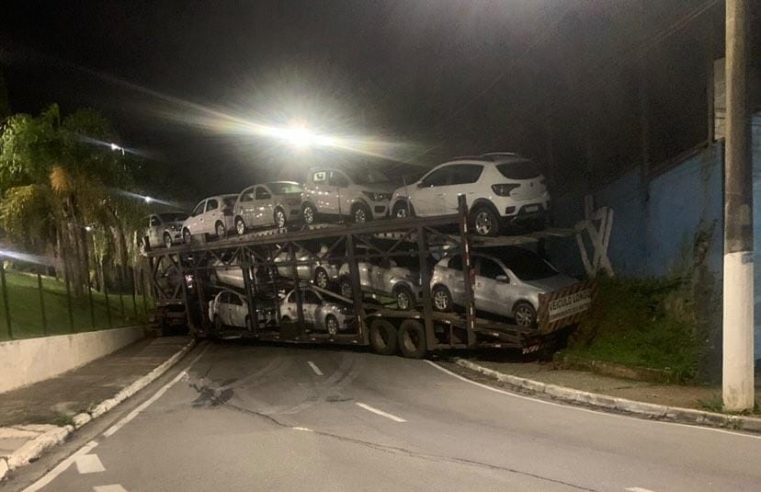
496,275 -> 509,283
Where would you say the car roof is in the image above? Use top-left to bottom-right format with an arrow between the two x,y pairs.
437,152 -> 529,167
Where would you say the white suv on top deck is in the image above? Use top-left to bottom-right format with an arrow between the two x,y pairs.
389,153 -> 550,236
301,167 -> 393,224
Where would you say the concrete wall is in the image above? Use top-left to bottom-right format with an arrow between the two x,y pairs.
0,326 -> 145,394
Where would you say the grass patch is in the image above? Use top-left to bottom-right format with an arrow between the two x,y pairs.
562,276 -> 700,382
0,270 -> 151,341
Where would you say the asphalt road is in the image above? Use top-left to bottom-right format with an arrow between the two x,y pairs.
12,342 -> 761,492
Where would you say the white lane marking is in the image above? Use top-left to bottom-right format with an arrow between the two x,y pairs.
22,441 -> 98,492
425,360 -> 761,441
103,344 -> 210,438
93,485 -> 128,492
75,454 -> 105,474
626,488 -> 655,492
355,402 -> 407,423
307,361 -> 324,376
292,426 -> 314,432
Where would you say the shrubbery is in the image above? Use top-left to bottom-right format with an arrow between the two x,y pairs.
564,276 -> 701,382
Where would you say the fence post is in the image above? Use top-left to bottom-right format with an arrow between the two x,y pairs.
87,280 -> 95,329
131,267 -> 138,320
0,261 -> 12,339
118,271 -> 126,323
104,280 -> 112,329
37,273 -> 48,335
141,268 -> 148,315
64,271 -> 74,332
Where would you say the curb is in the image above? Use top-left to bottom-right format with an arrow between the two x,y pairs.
453,358 -> 761,434
0,338 -> 196,481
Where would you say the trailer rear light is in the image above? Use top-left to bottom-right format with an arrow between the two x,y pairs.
492,183 -> 520,196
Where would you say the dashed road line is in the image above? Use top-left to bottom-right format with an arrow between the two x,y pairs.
104,345 -> 210,438
307,361 -> 324,376
75,454 -> 105,474
626,488 -> 655,492
93,485 -> 128,492
22,441 -> 98,492
292,426 -> 314,432
355,402 -> 407,423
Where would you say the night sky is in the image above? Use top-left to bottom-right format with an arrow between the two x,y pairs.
0,1 -> 758,199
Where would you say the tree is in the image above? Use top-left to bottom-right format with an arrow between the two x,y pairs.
0,104 -> 147,295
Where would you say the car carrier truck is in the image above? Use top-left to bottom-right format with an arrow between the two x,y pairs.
142,196 -> 593,358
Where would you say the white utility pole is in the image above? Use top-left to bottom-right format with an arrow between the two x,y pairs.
722,0 -> 754,411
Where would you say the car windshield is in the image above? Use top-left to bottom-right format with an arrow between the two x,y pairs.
267,182 -> 303,195
496,159 -> 541,180
490,248 -> 558,281
158,213 -> 188,222
348,169 -> 389,185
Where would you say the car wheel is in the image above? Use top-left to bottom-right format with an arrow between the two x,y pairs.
163,233 -> 173,249
392,201 -> 414,218
369,319 -> 398,355
182,228 -> 192,244
235,216 -> 246,236
352,204 -> 371,224
394,285 -> 414,311
398,319 -> 427,359
302,203 -> 317,225
340,278 -> 353,299
432,285 -> 453,312
314,268 -> 329,290
513,301 -> 537,328
215,222 -> 226,239
274,208 -> 287,229
471,206 -> 500,237
325,314 -> 339,336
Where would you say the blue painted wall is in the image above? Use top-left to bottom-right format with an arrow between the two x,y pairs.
551,115 -> 761,359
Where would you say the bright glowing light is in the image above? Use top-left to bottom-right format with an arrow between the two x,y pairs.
84,225 -> 93,232
0,249 -> 55,266
113,189 -> 180,209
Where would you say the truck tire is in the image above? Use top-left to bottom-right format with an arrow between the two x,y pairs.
398,319 -> 427,359
369,319 -> 398,355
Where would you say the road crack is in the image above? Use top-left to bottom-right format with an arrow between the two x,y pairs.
222,401 -> 599,492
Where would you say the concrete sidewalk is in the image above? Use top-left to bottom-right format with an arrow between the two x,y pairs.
446,354 -> 761,414
0,336 -> 192,478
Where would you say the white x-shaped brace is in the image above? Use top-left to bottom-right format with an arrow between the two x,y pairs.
574,198 -> 614,277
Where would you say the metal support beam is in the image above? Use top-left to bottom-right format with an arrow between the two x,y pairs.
457,195 -> 477,347
417,225 -> 436,349
346,233 -> 368,343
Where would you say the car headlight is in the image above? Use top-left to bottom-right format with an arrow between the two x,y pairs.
362,191 -> 391,202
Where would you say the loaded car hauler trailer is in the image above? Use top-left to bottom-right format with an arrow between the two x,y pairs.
143,197 -> 593,358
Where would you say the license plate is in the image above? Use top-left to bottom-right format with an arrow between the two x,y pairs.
525,205 -> 539,213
